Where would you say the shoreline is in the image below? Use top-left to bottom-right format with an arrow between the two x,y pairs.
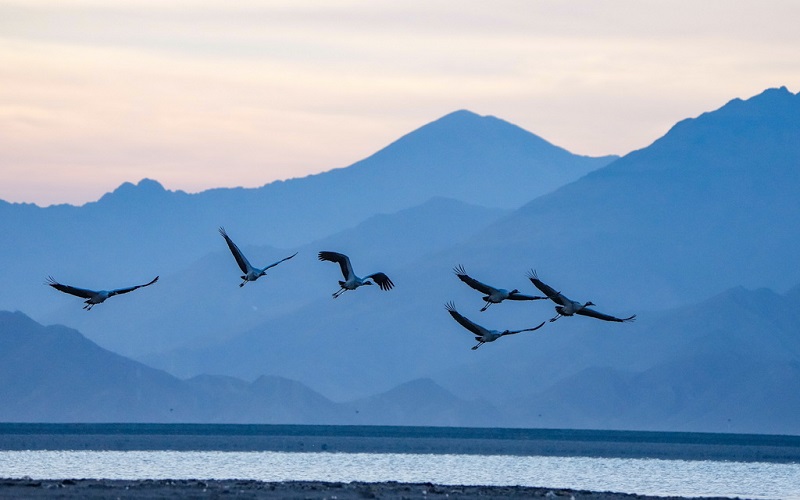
2,424 -> 800,463
1,426 -> 793,498
0,479 -> 739,499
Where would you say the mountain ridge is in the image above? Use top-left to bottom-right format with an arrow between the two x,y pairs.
0,310 -> 493,425
0,109 -> 614,313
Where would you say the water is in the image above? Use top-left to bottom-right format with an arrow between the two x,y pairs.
2,450 -> 799,498
2,425 -> 800,498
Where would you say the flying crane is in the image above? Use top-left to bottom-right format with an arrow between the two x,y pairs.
46,275 -> 159,310
318,251 -> 394,298
219,227 -> 297,287
527,270 -> 636,323
445,302 -> 545,350
453,264 -> 545,311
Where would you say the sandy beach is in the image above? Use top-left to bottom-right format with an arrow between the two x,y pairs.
0,478 -> 738,499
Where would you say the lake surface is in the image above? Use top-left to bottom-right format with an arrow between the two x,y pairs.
2,450 -> 799,499
1,424 -> 799,498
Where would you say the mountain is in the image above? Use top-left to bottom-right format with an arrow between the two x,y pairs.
511,335 -> 800,435
150,88 -> 800,433
0,110 -> 612,317
5,87 -> 800,433
468,284 -> 800,434
0,310 -> 195,422
4,277 -> 800,432
0,311 -> 494,426
326,109 -> 616,210
344,378 -> 502,427
468,86 -> 800,310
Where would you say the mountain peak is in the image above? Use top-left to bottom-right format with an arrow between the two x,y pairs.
97,178 -> 169,205
706,85 -> 798,120
435,109 -> 483,121
679,85 -> 797,130
0,310 -> 40,331
363,109 -> 583,169
410,109 -> 546,144
119,178 -> 166,194
600,85 -> 800,176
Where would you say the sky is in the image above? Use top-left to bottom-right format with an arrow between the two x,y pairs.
1,1 -> 799,206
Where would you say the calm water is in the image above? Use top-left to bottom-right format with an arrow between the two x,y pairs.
2,450 -> 799,499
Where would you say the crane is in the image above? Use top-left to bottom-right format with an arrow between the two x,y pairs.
453,264 -> 545,311
318,251 -> 394,298
46,276 -> 159,310
527,270 -> 636,323
445,301 -> 545,350
219,227 -> 297,287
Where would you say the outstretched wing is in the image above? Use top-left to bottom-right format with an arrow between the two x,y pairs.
506,293 -> 546,301
452,265 -> 496,295
109,276 -> 159,297
318,251 -> 353,280
576,308 -> 636,323
507,321 -> 546,335
219,227 -> 253,274
526,270 -> 568,306
445,302 -> 487,336
262,252 -> 298,272
364,272 -> 394,291
46,276 -> 97,299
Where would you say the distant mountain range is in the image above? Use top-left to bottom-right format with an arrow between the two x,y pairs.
0,110 -> 613,315
146,87 -> 800,398
499,284 -> 800,435
471,86 -> 800,308
0,311 -> 497,425
3,282 -> 799,433
2,87 -> 800,433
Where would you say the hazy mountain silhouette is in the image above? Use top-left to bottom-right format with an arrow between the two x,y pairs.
0,311 -> 195,422
0,311 -> 496,425
7,279 -> 797,432
469,86 -> 800,310
343,378 -> 502,427
449,284 -> 800,434
149,88 -> 800,433
0,111 -> 612,316
3,88 -> 800,433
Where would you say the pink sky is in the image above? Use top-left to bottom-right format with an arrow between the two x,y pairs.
2,0 -> 799,206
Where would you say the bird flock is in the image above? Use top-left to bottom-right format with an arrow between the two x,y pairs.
47,227 -> 635,350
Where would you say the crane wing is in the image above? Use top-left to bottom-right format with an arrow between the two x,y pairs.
506,293 -> 546,301
109,276 -> 159,297
452,265 -> 496,295
219,227 -> 253,274
365,272 -> 394,291
318,251 -> 354,280
526,270 -> 569,306
576,308 -> 636,323
46,277 -> 97,299
506,321 -> 546,335
262,252 -> 298,272
445,302 -> 487,336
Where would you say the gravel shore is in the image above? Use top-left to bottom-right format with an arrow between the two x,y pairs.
0,479 -> 737,499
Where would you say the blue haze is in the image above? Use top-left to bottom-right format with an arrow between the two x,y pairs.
1,88 -> 799,433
